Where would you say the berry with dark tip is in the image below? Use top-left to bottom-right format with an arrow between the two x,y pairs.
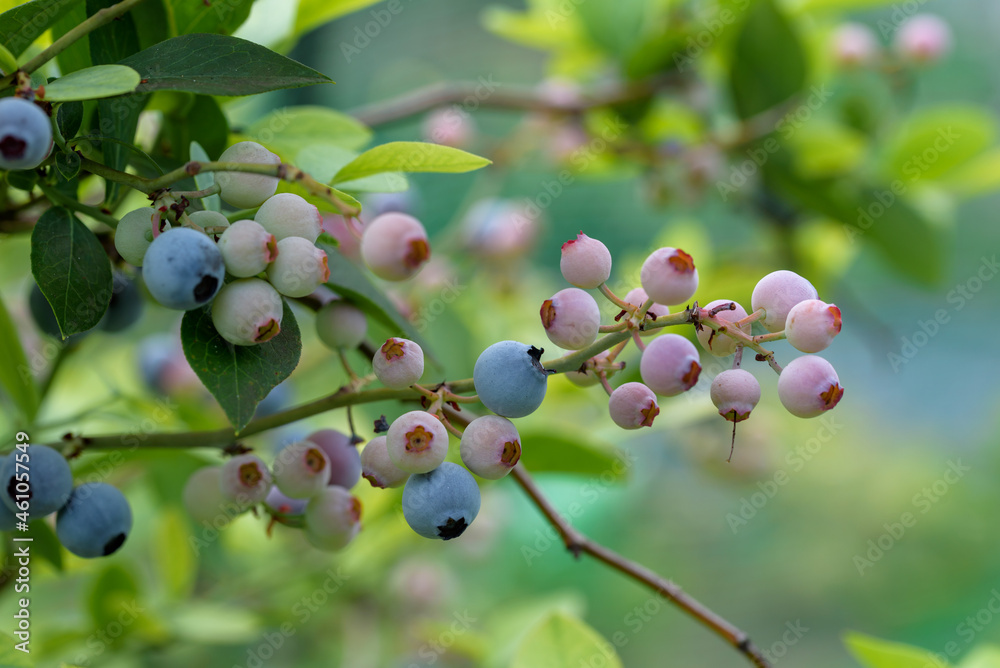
751,270 -> 818,333
305,429 -> 362,489
0,97 -> 53,171
99,271 -> 144,333
0,444 -> 73,520
386,411 -> 449,474
541,288 -> 601,350
216,141 -> 280,209
560,232 -> 612,288
56,483 -> 132,558
304,486 -> 361,551
402,463 -> 480,540
211,278 -> 283,346
373,337 -> 424,389
785,299 -> 842,353
360,435 -> 409,489
640,247 -> 698,306
710,369 -> 761,422
697,299 -> 750,357
143,227 -> 225,310
473,341 -> 549,418
608,382 -> 660,430
360,212 -> 430,281
639,333 -> 702,396
777,355 -> 845,418
459,415 -> 521,479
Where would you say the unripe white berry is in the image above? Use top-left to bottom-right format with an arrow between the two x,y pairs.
266,237 -> 330,298
211,278 -> 283,346
386,411 -> 449,474
361,435 -> 409,489
777,355 -> 844,418
540,288 -> 601,350
316,300 -> 368,350
460,415 -> 521,479
304,486 -> 361,552
216,141 -> 280,209
272,441 -> 331,499
640,247 -> 699,305
751,270 -> 818,333
833,23 -> 879,67
373,337 -> 424,389
785,299 -> 842,353
183,466 -> 241,524
188,210 -> 230,240
255,193 -> 322,243
560,232 -> 612,288
710,369 -> 761,422
697,299 -> 751,357
219,454 -> 271,507
608,382 -> 660,430
217,220 -> 278,278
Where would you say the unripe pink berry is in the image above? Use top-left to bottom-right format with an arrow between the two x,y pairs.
697,299 -> 751,357
183,466 -> 239,524
640,247 -> 699,305
272,441 -> 330,499
540,288 -> 601,350
219,454 -> 271,507
305,429 -> 361,489
386,411 -> 449,474
751,270 -> 818,333
211,278 -> 283,346
895,14 -> 951,63
360,212 -> 430,281
560,232 -> 612,288
216,141 -> 280,209
833,23 -> 879,66
315,300 -> 368,350
422,106 -> 475,148
777,355 -> 844,418
461,199 -> 539,261
565,350 -> 617,387
785,299 -> 842,353
623,287 -> 669,337
608,382 -> 660,430
639,333 -> 702,396
710,369 -> 761,422
188,210 -> 230,241
217,220 -> 278,277
373,337 -> 424,389
322,215 -> 361,261
361,435 -> 409,488
459,415 -> 521,480
304,486 -> 361,552
254,193 -> 322,243
266,237 -> 330,298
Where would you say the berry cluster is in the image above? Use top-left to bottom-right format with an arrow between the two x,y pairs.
832,14 -> 952,68
0,444 -> 132,558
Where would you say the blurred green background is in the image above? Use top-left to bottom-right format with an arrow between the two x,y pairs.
2,0 -> 999,666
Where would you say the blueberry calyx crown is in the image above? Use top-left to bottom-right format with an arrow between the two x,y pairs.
437,516 -> 469,540
527,345 -> 555,375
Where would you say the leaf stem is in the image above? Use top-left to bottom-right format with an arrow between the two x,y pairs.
36,182 -> 118,228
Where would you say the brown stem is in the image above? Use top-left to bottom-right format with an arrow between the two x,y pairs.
511,465 -> 772,668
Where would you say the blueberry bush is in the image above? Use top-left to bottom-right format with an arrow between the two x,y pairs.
1,0 -> 998,666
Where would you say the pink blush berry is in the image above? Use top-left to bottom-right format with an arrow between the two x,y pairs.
386,411 -> 449,473
360,435 -> 409,489
217,220 -> 278,278
785,299 -> 842,353
710,369 -> 761,423
560,232 -> 612,288
219,454 -> 271,507
896,14 -> 951,63
639,333 -> 702,397
640,247 -> 699,306
777,355 -> 844,418
833,23 -> 879,66
360,213 -> 430,281
459,415 -> 521,480
306,429 -> 362,489
750,270 -> 818,333
373,337 -> 425,389
540,287 -> 601,350
697,299 -> 751,357
608,382 -> 660,430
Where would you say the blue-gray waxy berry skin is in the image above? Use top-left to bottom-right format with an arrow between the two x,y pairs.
473,340 -> 549,418
0,445 -> 73,520
56,483 -> 133,558
0,97 -> 52,170
142,228 -> 225,310
402,463 -> 481,540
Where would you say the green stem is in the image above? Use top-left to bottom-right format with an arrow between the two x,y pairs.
37,182 -> 118,228
18,0 -> 149,76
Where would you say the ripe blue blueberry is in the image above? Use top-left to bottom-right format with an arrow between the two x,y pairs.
473,341 -> 550,418
99,272 -> 144,333
28,282 -> 88,343
56,483 -> 132,558
142,227 -> 225,310
0,444 -> 74,520
0,454 -> 16,531
402,463 -> 481,540
0,97 -> 53,171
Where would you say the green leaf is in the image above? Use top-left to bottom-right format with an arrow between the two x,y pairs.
940,148 -> 1000,198
575,0 -> 646,57
0,0 -> 85,57
882,106 -> 996,183
40,65 -> 141,101
246,105 -> 372,156
0,41 -> 16,75
0,632 -> 33,665
0,292 -> 39,422
54,149 -> 81,180
190,141 -> 221,212
728,0 -> 807,119
120,34 -> 332,96
28,518 -> 62,571
87,0 -> 140,64
87,564 -> 140,638
333,141 -> 491,184
791,0 -> 900,11
294,0 -> 384,36
155,93 -> 229,163
844,632 -> 951,668
320,246 -> 434,358
959,645 -> 1000,668
274,180 -> 361,216
165,0 -> 252,36
181,300 -> 302,433
512,612 -> 623,668
290,142 -> 409,194
30,208 -> 113,338
56,101 -> 84,140
518,427 -> 629,479
50,1 -> 91,75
